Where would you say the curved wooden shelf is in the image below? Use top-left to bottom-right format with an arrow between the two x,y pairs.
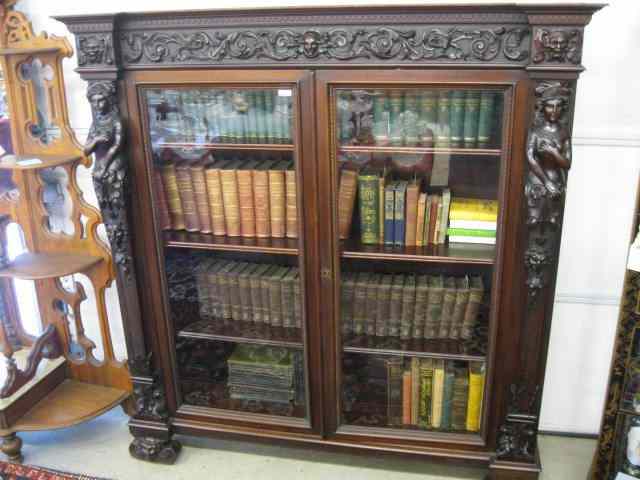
339,145 -> 501,157
0,154 -> 82,170
9,380 -> 128,433
0,252 -> 103,280
164,231 -> 298,256
158,141 -> 294,152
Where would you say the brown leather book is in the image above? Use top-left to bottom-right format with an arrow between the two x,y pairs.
404,181 -> 420,246
153,169 -> 171,230
221,159 -> 245,237
285,161 -> 298,239
293,270 -> 302,329
402,370 -> 412,425
268,160 -> 288,238
249,263 -> 272,323
237,159 -> 259,238
260,265 -> 278,325
190,159 -> 212,234
280,267 -> 297,328
337,169 -> 358,240
268,266 -> 289,327
252,160 -> 274,238
427,194 -> 440,245
205,158 -> 228,236
228,262 -> 249,322
160,161 -> 185,230
238,263 -> 256,322
175,160 -> 200,232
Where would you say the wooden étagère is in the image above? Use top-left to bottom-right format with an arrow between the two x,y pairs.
57,4 -> 603,478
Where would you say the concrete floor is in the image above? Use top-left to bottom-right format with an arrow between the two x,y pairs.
14,408 -> 596,480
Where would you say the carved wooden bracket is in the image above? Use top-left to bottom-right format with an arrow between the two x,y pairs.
495,382 -> 541,462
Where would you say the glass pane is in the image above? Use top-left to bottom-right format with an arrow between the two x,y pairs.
143,86 -> 306,420
333,86 -> 503,434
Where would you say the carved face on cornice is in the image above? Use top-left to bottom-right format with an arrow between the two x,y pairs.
80,36 -> 105,64
547,31 -> 569,61
301,31 -> 321,58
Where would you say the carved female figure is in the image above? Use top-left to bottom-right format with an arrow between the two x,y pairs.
525,81 -> 572,227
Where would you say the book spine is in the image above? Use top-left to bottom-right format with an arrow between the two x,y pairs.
176,164 -> 200,232
447,228 -> 496,238
281,270 -> 295,328
388,275 -> 404,338
252,168 -> 271,238
403,91 -> 420,147
195,264 -> 211,318
283,96 -> 292,144
285,168 -> 298,239
352,274 -> 369,335
205,167 -> 226,236
229,265 -> 244,321
246,91 -> 258,144
435,90 -> 451,148
375,275 -> 391,337
249,268 -> 263,323
452,367 -> 469,431
338,169 -> 358,240
402,370 -> 412,425
272,95 -> 284,144
432,196 -> 443,245
365,275 -> 379,336
400,275 -> 416,340
209,263 -> 223,318
293,273 -> 302,329
410,358 -> 420,424
413,276 -> 429,340
425,280 -> 444,339
389,90 -> 404,146
463,91 -> 481,148
448,236 -> 496,245
293,351 -> 305,405
386,358 -> 404,426
238,268 -> 253,322
268,169 -> 286,238
462,277 -> 484,340
219,264 -> 233,319
161,163 -> 186,230
431,360 -> 445,429
341,273 -> 355,336
383,182 -> 395,246
415,193 -> 427,248
449,219 -> 497,230
255,91 -> 267,143
427,195 -> 439,245
404,183 -> 419,247
477,91 -> 496,148
466,363 -> 485,432
450,279 -> 470,340
237,168 -> 256,237
221,168 -> 241,237
337,91 -> 352,144
372,90 -> 389,146
449,91 -> 466,148
153,169 -> 172,230
419,90 -> 437,146
269,269 -> 284,327
394,184 -> 406,247
418,361 -> 434,428
438,189 -> 451,245
439,278 -> 457,338
358,174 -> 380,245
264,91 -> 275,144
260,268 -> 273,325
191,165 -> 212,233
378,176 -> 385,245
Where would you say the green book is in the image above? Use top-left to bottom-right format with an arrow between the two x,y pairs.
418,358 -> 434,428
400,274 -> 416,340
383,180 -> 396,246
436,90 -> 451,148
451,363 -> 470,430
403,91 -> 420,147
389,90 -> 404,146
264,90 -> 275,144
358,171 -> 381,244
228,344 -> 292,370
273,94 -> 286,144
441,361 -> 456,429
425,275 -> 444,339
255,90 -> 267,143
245,91 -> 258,143
478,91 -> 496,148
446,228 -> 496,238
372,90 -> 389,146
463,91 -> 481,148
282,95 -> 292,143
337,91 -> 352,144
386,357 -> 404,426
449,91 -> 466,148
217,93 -> 231,143
419,90 -> 437,146
388,274 -> 404,338
393,181 -> 408,247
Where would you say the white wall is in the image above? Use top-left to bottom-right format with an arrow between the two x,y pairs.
14,0 -> 640,435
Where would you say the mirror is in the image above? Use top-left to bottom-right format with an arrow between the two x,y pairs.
19,58 -> 60,144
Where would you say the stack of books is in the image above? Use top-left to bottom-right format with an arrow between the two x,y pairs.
339,89 -> 498,149
385,358 -> 485,432
341,273 -> 483,341
338,168 -> 451,247
155,151 -> 298,239
150,89 -> 293,145
227,345 -> 301,405
194,259 -> 301,328
447,198 -> 498,245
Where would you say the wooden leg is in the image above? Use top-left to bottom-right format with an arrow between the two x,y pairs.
1,433 -> 23,463
129,435 -> 181,465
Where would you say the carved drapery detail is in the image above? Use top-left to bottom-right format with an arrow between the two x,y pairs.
532,28 -> 582,65
120,26 -> 530,65
524,80 -> 573,306
129,437 -> 182,464
83,80 -> 132,279
495,382 -> 541,462
78,34 -> 115,67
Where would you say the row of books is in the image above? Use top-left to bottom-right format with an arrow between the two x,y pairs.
194,259 -> 302,329
341,273 -> 483,341
338,89 -> 499,149
447,197 -> 498,245
227,344 -> 304,406
386,358 -> 485,431
156,152 -> 298,238
149,89 -> 293,144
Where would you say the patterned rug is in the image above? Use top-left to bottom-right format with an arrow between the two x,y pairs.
0,461 -> 109,480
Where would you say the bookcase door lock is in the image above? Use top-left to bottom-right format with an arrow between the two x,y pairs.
321,268 -> 332,280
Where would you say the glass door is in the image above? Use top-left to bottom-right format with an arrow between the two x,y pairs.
318,71 -> 511,439
138,71 -> 315,425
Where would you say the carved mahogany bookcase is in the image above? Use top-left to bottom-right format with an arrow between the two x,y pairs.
58,4 -> 602,478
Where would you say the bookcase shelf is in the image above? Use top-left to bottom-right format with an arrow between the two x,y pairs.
339,145 -> 501,157
0,153 -> 83,170
157,142 -> 294,152
340,240 -> 495,265
163,231 -> 298,256
178,319 -> 303,349
0,252 -> 103,280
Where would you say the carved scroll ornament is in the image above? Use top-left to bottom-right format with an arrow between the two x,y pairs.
83,80 -> 132,278
524,81 -> 573,306
120,26 -> 530,65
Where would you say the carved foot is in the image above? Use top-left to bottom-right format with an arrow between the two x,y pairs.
1,433 -> 23,463
129,436 -> 181,464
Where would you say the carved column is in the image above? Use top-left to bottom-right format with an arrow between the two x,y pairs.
489,8 -> 592,479
61,16 -> 180,464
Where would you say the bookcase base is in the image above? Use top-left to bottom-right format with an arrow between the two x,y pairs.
487,453 -> 541,480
